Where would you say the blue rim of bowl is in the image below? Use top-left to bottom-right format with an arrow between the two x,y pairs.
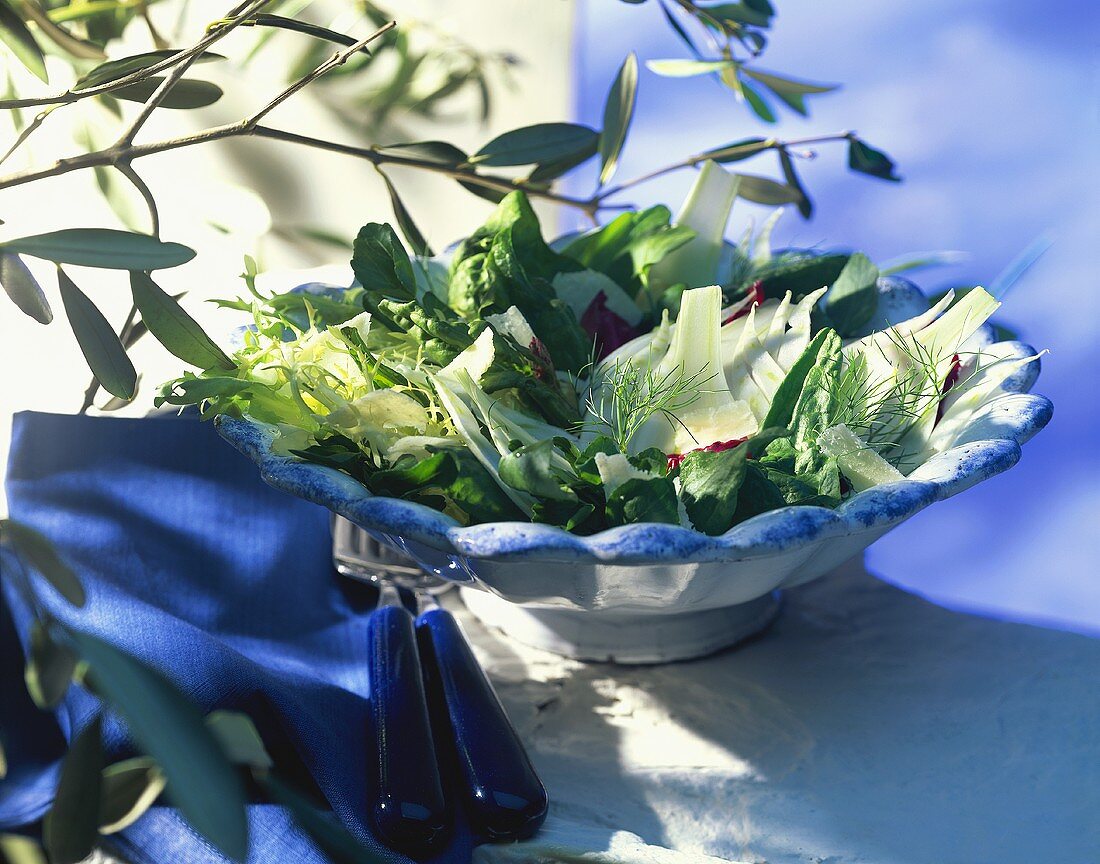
216,384 -> 1050,565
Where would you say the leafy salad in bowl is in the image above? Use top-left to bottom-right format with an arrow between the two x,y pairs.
161,160 -> 1051,661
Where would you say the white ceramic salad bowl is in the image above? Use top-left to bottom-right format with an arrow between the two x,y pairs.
196,163 -> 1052,663
216,282 -> 1051,663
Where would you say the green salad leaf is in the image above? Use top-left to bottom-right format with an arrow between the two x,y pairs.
605,476 -> 679,527
678,428 -> 787,535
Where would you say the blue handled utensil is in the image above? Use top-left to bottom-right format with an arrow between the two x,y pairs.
336,520 -> 449,852
365,594 -> 450,851
416,595 -> 548,840
331,516 -> 548,844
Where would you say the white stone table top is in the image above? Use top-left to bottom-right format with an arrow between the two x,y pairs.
464,558 -> 1100,864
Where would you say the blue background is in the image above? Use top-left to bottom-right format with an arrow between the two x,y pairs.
571,0 -> 1099,633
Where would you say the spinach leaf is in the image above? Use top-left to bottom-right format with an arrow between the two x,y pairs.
532,499 -> 598,533
351,223 -> 416,299
605,476 -> 680,526
560,205 -> 694,298
823,252 -> 879,336
573,436 -> 620,486
370,449 -> 523,524
678,428 -> 787,535
759,456 -> 842,508
749,251 -> 849,302
731,464 -> 789,523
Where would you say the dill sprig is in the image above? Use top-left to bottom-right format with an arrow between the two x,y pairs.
580,360 -> 714,452
829,329 -> 1014,471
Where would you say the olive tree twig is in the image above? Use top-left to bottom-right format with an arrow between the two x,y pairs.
0,0 -> 269,110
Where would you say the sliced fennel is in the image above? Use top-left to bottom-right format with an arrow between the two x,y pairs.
819,424 -> 904,491
646,160 -> 740,298
594,452 -> 661,498
839,287 -> 1001,470
591,284 -> 758,455
919,342 -> 1044,462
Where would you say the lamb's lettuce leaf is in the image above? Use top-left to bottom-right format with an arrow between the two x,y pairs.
444,192 -> 592,373
447,191 -> 577,315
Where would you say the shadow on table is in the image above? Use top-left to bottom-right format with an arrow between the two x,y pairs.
466,557 -> 1100,864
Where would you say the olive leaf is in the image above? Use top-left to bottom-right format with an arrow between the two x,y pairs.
1,228 -> 195,270
258,773 -> 389,864
734,173 -> 801,205
645,58 -> 735,77
848,137 -> 901,181
375,140 -> 467,166
778,149 -> 812,218
706,1 -> 775,28
739,78 -> 776,122
206,711 -> 274,769
130,271 -> 233,370
699,136 -> 770,164
0,519 -> 85,606
457,179 -> 507,204
76,50 -> 225,90
741,67 -> 837,115
43,716 -> 104,864
470,122 -> 599,168
598,52 -> 638,186
657,0 -> 704,60
0,0 -> 47,83
0,252 -> 52,323
112,78 -> 224,110
526,147 -> 597,184
238,14 -> 372,54
99,757 -> 167,834
25,621 -> 77,709
15,2 -> 102,61
99,382 -> 141,412
58,268 -> 137,400
376,170 -> 433,257
66,629 -> 249,862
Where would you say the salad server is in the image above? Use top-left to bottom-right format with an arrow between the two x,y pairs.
337,517 -> 450,852
332,517 -> 548,842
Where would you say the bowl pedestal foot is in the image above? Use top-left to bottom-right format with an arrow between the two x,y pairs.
459,589 -> 781,664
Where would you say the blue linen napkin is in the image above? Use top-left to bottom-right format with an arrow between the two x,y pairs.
0,410 -> 474,863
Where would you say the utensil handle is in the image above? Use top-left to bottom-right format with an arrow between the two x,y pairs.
416,607 -> 548,841
366,604 -> 450,851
